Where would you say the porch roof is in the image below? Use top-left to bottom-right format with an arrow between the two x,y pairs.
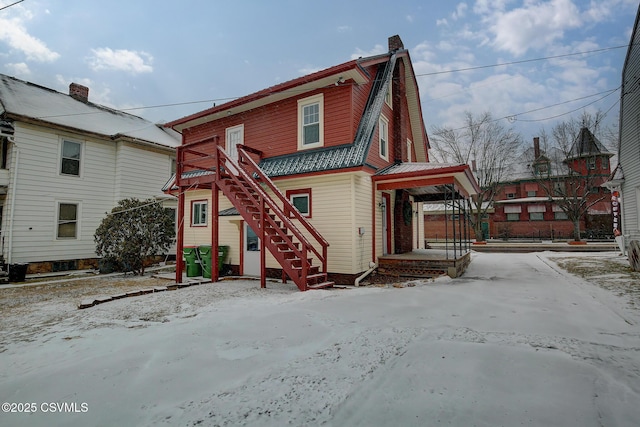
372,162 -> 480,199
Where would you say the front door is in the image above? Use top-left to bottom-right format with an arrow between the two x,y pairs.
243,222 -> 260,276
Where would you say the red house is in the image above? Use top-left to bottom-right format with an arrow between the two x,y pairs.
492,131 -> 613,240
164,35 -> 480,288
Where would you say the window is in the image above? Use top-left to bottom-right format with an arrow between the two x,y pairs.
504,205 -> 521,221
57,203 -> 78,238
529,212 -> 544,221
0,137 -> 8,169
61,140 -> 81,176
528,205 -> 545,221
298,94 -> 323,150
191,200 -> 207,226
406,139 -> 412,163
553,182 -> 564,196
527,190 -> 536,197
506,193 -> 516,199
379,116 -> 389,161
553,205 -> 567,220
587,157 -> 596,170
554,211 -> 568,220
535,162 -> 549,175
384,86 -> 392,107
286,188 -> 311,217
170,158 -> 176,175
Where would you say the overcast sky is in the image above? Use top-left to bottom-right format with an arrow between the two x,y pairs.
0,0 -> 637,145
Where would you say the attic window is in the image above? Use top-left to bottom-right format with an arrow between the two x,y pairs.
298,94 -> 324,150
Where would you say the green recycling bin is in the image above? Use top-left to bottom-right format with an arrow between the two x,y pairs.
183,246 -> 201,277
198,245 -> 212,279
218,245 -> 230,272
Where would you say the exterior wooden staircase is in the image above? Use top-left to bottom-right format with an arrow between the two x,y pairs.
214,145 -> 333,291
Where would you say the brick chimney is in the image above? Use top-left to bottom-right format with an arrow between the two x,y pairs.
388,35 -> 404,52
533,137 -> 540,159
69,83 -> 89,102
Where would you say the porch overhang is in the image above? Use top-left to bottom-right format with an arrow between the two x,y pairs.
372,162 -> 480,199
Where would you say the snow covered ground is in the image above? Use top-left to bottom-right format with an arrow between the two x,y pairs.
1,251 -> 639,427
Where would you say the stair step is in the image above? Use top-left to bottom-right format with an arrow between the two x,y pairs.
307,281 -> 334,290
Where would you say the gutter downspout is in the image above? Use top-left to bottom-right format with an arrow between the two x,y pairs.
7,137 -> 18,264
354,261 -> 377,287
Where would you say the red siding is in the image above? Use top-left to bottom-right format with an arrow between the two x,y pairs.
183,85 -> 359,159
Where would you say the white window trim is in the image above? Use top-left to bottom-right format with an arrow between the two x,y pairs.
297,94 -> 324,150
379,115 -> 389,161
56,201 -> 80,240
192,201 -> 208,226
290,193 -> 310,217
59,138 -> 83,177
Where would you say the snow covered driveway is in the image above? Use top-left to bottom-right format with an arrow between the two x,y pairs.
1,252 -> 639,426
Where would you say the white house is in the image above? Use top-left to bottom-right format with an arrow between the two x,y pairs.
605,4 -> 640,253
0,75 -> 179,274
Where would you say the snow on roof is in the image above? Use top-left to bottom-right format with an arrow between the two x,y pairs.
0,74 -> 179,148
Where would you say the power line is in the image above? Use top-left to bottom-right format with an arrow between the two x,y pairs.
416,45 -> 628,77
0,0 -> 24,11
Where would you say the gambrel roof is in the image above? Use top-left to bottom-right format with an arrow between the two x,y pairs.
0,74 -> 180,148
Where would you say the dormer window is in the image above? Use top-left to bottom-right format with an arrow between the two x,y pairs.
298,94 -> 324,150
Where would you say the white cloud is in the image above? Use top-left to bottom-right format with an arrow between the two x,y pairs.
484,0 -> 582,56
87,48 -> 153,74
452,2 -> 468,20
5,62 -> 30,76
436,18 -> 449,26
406,15 -> 414,23
0,14 -> 60,62
350,44 -> 386,60
337,25 -> 352,33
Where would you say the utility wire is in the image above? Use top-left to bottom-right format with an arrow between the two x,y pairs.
417,45 -> 628,77
0,0 -> 24,11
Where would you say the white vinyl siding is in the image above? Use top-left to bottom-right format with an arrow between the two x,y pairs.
2,122 -> 176,264
620,21 -> 640,242
184,171 -> 374,275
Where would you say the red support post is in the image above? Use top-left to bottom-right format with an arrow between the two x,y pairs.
176,187 -> 185,284
260,197 -> 266,288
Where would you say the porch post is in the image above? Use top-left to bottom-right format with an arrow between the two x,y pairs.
371,182 -> 377,262
260,197 -> 266,289
211,184 -> 219,282
452,186 -> 457,258
457,191 -> 463,256
176,189 -> 185,284
444,186 -> 449,260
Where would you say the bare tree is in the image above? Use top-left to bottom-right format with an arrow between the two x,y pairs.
430,111 -> 523,241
